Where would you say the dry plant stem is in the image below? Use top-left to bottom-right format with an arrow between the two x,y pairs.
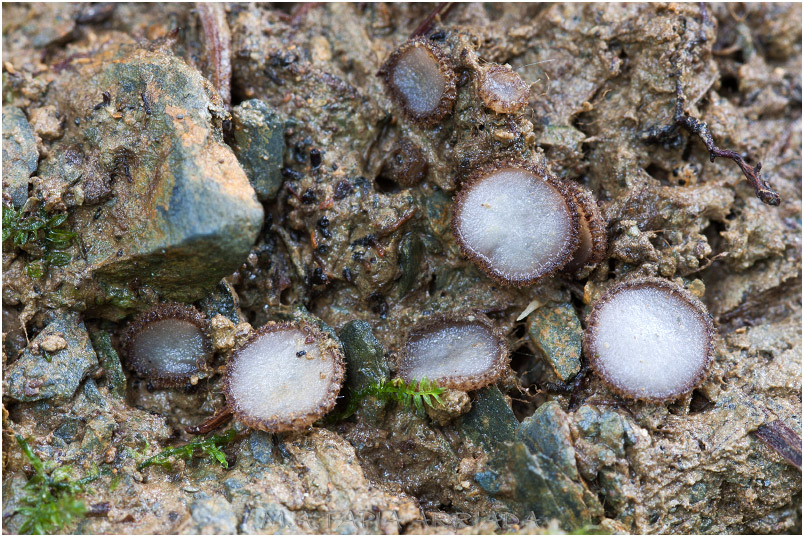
753,420 -> 802,470
410,2 -> 454,38
186,405 -> 234,435
646,79 -> 781,206
197,2 -> 231,107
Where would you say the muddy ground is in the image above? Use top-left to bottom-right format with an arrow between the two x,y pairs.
2,3 -> 802,535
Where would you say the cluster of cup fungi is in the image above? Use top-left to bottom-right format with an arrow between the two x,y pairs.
121,33 -> 762,437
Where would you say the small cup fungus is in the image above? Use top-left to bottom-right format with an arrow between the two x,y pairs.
379,38 -> 457,126
451,162 -> 580,286
562,181 -> 608,276
583,278 -> 715,402
122,303 -> 212,387
476,64 -> 530,114
224,321 -> 345,432
381,138 -> 429,188
397,313 -> 509,391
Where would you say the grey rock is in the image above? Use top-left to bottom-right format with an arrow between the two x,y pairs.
397,232 -> 425,298
3,312 -> 98,405
231,99 -> 285,201
338,320 -> 389,392
53,416 -> 83,444
223,478 -> 244,502
456,386 -> 517,452
527,303 -> 582,383
43,42 -> 263,303
518,400 -> 579,479
2,106 -> 38,207
186,493 -> 238,534
249,430 -> 275,464
506,402 -> 602,529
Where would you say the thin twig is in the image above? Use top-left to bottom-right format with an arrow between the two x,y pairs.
644,78 -> 780,206
197,3 -> 232,107
753,420 -> 802,470
410,2 -> 454,39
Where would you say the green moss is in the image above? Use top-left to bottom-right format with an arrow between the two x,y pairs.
14,435 -> 91,535
138,429 -> 237,471
2,204 -> 75,279
329,377 -> 444,422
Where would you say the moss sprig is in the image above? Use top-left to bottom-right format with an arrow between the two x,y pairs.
2,204 -> 76,278
331,377 -> 445,422
137,429 -> 237,470
14,435 -> 91,535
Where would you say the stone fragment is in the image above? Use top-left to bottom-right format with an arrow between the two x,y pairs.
249,430 -> 275,464
338,320 -> 389,392
231,99 -> 285,201
183,493 -> 238,534
27,105 -> 64,141
507,402 -> 602,529
89,329 -> 127,397
2,106 -> 38,207
457,386 -> 518,451
199,280 -> 244,324
527,303 -> 582,382
3,312 -> 98,405
42,42 -> 263,303
425,388 -> 471,425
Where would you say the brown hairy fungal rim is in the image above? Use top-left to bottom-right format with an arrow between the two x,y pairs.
224,320 -> 345,433
378,38 -> 457,127
450,160 -> 580,287
583,277 -> 715,403
563,180 -> 608,278
121,302 -> 212,387
397,312 -> 510,391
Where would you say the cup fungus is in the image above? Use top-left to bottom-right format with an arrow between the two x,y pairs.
122,303 -> 212,387
223,321 -> 345,432
451,162 -> 580,286
397,313 -> 509,391
476,64 -> 530,114
380,138 -> 429,188
562,181 -> 608,277
379,38 -> 457,126
583,278 -> 715,402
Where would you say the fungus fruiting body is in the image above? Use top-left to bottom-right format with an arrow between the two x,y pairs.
381,138 -> 429,187
122,303 -> 211,387
224,321 -> 345,432
451,162 -> 579,286
397,313 -> 509,390
563,181 -> 608,276
583,278 -> 714,402
380,38 -> 457,125
477,64 -> 530,114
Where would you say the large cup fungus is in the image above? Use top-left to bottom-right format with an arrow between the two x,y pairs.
583,278 -> 715,402
451,162 -> 580,286
397,313 -> 509,391
223,321 -> 345,432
